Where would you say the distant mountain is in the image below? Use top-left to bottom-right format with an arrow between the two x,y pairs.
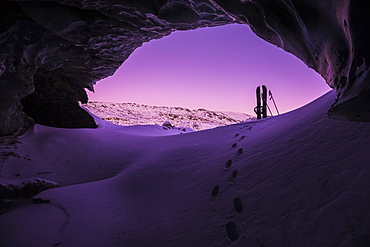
82,102 -> 255,131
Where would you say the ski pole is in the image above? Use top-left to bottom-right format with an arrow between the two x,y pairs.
266,103 -> 273,117
269,90 -> 280,115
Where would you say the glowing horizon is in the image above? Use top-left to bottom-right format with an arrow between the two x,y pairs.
87,24 -> 330,115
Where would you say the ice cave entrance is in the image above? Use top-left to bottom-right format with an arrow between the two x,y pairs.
87,24 -> 330,116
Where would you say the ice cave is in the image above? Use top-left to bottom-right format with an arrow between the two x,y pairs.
1,1 -> 370,246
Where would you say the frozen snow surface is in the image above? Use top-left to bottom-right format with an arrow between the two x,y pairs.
1,90 -> 370,246
82,101 -> 254,131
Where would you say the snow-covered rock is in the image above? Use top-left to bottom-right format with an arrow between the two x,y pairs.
82,101 -> 254,131
0,178 -> 59,199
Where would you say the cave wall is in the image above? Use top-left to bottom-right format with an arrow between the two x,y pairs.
0,0 -> 369,135
213,0 -> 370,121
21,69 -> 98,128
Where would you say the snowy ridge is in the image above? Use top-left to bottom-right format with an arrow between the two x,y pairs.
82,101 -> 255,130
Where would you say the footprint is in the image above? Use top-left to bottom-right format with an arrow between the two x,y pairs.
226,221 -> 239,241
237,148 -> 243,154
234,134 -> 239,138
233,197 -> 244,213
231,143 -> 237,148
211,185 -> 220,198
231,171 -> 238,178
225,160 -> 232,168
239,136 -> 246,141
228,171 -> 238,183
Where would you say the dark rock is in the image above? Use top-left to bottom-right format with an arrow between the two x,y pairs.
0,103 -> 34,137
0,179 -> 59,200
21,69 -> 97,129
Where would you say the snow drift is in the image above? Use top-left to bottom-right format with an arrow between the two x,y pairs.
1,90 -> 370,246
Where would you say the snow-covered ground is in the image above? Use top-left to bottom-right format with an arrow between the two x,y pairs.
1,90 -> 370,246
82,101 -> 254,130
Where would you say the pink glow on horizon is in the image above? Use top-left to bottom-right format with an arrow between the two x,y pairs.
87,24 -> 330,115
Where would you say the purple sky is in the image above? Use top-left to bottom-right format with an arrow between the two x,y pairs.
87,24 -> 330,115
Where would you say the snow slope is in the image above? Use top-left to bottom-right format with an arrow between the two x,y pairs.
82,101 -> 254,130
1,90 -> 370,246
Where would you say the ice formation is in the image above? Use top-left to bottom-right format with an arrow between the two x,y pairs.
1,0 -> 370,135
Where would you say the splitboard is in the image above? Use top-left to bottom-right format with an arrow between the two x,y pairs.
262,85 -> 267,119
254,86 -> 261,119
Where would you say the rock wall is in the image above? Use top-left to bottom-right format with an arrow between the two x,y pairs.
21,69 -> 98,128
0,0 -> 369,135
